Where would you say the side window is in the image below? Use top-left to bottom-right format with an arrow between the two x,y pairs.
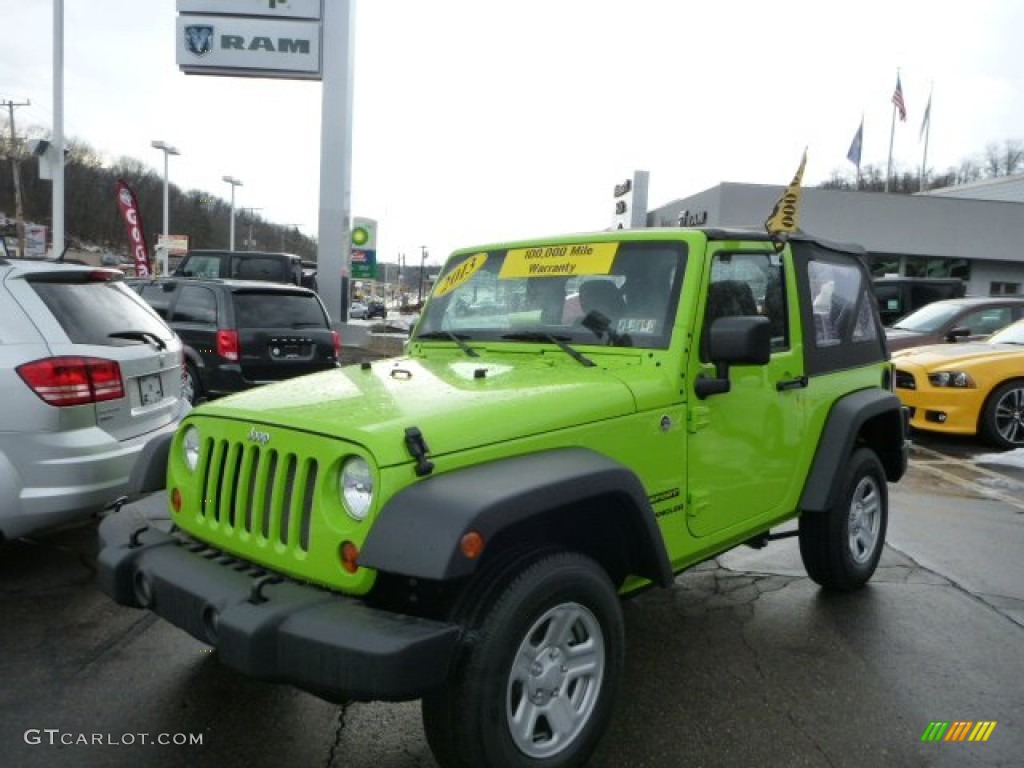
961,307 -> 1012,335
706,251 -> 788,352
172,285 -> 218,324
180,255 -> 221,278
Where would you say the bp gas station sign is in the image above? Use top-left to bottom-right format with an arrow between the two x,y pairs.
350,217 -> 377,279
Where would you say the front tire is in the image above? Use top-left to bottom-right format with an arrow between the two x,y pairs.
799,447 -> 888,591
422,551 -> 623,768
979,379 -> 1024,449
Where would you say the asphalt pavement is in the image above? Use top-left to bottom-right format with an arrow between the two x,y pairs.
0,440 -> 1020,767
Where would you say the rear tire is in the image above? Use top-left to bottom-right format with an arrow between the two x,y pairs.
799,447 -> 888,591
422,550 -> 623,768
182,362 -> 202,406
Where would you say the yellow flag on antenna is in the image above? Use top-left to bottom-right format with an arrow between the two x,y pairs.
765,149 -> 808,238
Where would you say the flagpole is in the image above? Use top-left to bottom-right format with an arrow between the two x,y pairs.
920,84 -> 933,192
856,114 -> 863,190
885,101 -> 896,193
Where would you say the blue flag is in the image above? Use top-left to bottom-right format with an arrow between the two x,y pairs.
847,120 -> 863,167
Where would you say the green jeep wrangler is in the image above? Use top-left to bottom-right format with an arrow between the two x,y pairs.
99,228 -> 908,768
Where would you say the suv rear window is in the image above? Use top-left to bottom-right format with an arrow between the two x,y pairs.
232,258 -> 288,282
234,292 -> 328,328
29,279 -> 175,346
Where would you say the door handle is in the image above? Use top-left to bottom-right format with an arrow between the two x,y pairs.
776,375 -> 808,391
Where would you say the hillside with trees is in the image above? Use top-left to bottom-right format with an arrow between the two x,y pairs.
0,125 -> 316,260
3,120 -> 1024,259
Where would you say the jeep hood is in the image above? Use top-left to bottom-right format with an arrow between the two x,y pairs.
891,342 -> 1023,368
194,355 -> 639,466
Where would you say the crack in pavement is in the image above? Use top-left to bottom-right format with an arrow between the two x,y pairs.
325,700 -> 350,768
884,541 -> 1024,629
70,612 -> 158,679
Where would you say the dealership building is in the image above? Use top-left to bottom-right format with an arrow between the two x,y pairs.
639,175 -> 1024,297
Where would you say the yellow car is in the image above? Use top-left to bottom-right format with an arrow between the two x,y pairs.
892,319 -> 1024,449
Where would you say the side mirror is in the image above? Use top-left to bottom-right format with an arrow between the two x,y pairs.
946,326 -> 970,341
695,315 -> 771,399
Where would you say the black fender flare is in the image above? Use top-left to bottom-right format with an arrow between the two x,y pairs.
800,388 -> 908,513
360,448 -> 673,587
182,344 -> 204,372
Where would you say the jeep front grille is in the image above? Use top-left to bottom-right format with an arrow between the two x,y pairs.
198,438 -> 318,551
894,369 -> 916,390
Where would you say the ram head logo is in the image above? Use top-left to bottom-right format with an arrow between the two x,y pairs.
184,25 -> 214,57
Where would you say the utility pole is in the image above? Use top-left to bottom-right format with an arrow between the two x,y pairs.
279,224 -> 297,251
239,207 -> 262,250
418,245 -> 428,306
3,99 -> 30,258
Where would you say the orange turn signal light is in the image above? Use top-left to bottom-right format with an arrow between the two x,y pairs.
340,541 -> 360,574
171,487 -> 182,513
460,530 -> 485,559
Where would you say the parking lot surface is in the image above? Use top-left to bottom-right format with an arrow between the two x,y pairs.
0,438 -> 1020,767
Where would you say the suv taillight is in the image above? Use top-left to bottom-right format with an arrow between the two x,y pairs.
17,356 -> 125,406
332,330 -> 341,358
216,330 -> 240,361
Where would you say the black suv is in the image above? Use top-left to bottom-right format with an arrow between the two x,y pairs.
129,277 -> 339,404
174,250 -> 317,291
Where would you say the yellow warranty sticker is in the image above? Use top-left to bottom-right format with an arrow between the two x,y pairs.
433,253 -> 488,297
499,242 -> 619,279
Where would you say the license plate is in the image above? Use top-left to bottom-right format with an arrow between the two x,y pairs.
138,374 -> 164,406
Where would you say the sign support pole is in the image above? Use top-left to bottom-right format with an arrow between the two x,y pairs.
316,0 -> 355,324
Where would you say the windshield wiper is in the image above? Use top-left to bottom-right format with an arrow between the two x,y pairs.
108,330 -> 166,350
416,330 -> 479,357
501,332 -> 595,367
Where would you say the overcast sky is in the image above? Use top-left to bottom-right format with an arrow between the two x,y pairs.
2,0 -> 1024,266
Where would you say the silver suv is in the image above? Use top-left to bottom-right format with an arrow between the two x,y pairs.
0,258 -> 188,540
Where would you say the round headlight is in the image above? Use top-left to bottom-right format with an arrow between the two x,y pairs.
340,457 -> 374,521
183,426 -> 200,471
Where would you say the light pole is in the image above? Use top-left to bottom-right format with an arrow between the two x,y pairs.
152,140 -> 179,274
222,175 -> 243,250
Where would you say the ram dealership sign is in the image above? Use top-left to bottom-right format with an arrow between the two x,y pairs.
612,170 -> 650,229
176,0 -> 323,80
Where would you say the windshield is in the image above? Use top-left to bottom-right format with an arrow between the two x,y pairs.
414,240 -> 686,349
988,320 -> 1024,345
891,302 -> 962,333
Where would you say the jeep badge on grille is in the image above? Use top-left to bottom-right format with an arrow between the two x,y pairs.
247,427 -> 270,445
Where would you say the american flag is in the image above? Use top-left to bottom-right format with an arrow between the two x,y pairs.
892,74 -> 907,121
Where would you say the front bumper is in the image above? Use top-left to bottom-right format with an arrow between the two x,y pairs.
97,503 -> 460,702
896,385 -> 981,436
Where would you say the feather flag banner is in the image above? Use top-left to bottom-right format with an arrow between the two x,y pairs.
765,149 -> 808,240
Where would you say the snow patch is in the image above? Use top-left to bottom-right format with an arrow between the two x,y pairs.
974,448 -> 1024,469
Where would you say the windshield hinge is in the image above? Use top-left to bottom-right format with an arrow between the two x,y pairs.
687,405 -> 711,434
404,427 -> 435,477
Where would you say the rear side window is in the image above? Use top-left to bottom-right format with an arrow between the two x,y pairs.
138,283 -> 174,318
792,241 -> 887,375
29,279 -> 174,345
233,293 -> 328,329
172,285 -> 218,324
